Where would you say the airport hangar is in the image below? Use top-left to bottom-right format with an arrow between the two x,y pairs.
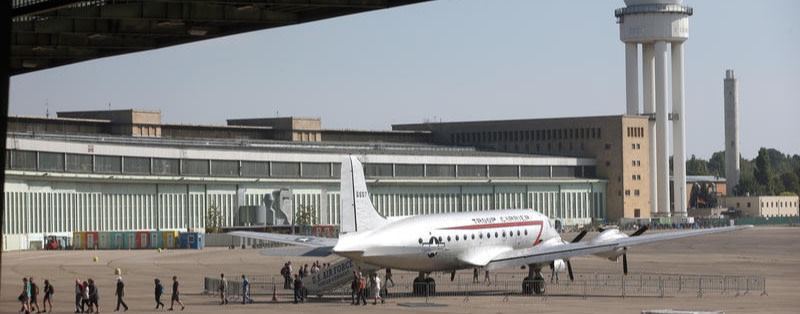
4,111 -> 607,238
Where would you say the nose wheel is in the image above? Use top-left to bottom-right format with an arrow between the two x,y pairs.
412,272 -> 436,296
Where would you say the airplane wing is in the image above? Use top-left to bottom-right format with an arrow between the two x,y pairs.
229,231 -> 339,249
485,225 -> 752,270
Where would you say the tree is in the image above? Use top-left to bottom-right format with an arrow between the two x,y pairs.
686,155 -> 710,175
205,202 -> 224,234
708,151 -> 725,177
733,175 -> 760,196
294,204 -> 317,227
779,172 -> 800,196
754,147 -> 774,194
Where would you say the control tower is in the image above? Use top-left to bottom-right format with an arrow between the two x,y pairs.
615,0 -> 693,218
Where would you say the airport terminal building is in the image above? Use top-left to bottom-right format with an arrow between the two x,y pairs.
4,110 -> 607,239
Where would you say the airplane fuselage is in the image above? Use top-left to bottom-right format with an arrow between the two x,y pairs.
332,209 -> 561,272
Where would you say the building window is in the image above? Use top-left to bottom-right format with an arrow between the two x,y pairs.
634,190 -> 640,196
625,190 -> 631,196
634,209 -> 641,218
605,143 -> 611,150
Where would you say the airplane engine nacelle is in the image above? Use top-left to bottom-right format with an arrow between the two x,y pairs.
552,259 -> 567,272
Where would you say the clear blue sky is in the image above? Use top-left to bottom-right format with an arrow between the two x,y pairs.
9,0 -> 800,160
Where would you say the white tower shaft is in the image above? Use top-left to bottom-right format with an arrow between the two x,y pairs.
654,40 -> 670,216
672,42 -> 687,217
643,44 -> 658,216
724,70 -> 740,195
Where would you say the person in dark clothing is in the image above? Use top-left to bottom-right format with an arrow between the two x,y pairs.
169,276 -> 185,311
154,279 -> 165,310
350,271 -> 359,305
87,278 -> 99,313
292,275 -> 304,304
30,277 -> 41,314
114,277 -> 128,312
42,279 -> 54,313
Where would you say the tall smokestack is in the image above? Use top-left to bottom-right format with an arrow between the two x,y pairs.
724,70 -> 740,195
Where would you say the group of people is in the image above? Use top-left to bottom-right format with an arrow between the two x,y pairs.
217,273 -> 255,305
280,260 -> 332,289
350,270 -> 387,306
59,276 -> 185,313
18,277 -> 53,314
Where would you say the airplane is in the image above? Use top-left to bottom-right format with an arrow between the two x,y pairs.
232,155 -> 750,295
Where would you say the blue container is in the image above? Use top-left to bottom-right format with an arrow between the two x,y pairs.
97,232 -> 112,249
179,232 -> 204,249
122,232 -> 137,250
110,232 -> 124,250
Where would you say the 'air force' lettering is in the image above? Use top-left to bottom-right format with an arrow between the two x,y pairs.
230,156 -> 752,297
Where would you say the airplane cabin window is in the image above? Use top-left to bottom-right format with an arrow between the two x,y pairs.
418,238 -> 423,244
438,236 -> 443,243
502,231 -> 506,237
524,230 -> 528,235
455,235 -> 459,241
517,230 -> 521,236
495,232 -> 499,238
487,233 -> 491,239
447,236 -> 451,242
479,233 -> 483,239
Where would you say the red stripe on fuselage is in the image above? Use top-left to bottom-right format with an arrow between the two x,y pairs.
443,220 -> 542,230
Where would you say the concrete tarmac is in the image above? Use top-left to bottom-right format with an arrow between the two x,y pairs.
3,226 -> 799,313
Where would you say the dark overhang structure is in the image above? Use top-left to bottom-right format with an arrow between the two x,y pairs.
10,0 -> 431,75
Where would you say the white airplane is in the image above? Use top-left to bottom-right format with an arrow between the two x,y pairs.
232,156 -> 750,295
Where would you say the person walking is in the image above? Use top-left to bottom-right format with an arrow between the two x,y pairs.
19,277 -> 30,314
218,273 -> 228,305
29,277 -> 41,314
292,274 -> 304,304
75,280 -> 84,314
241,274 -> 252,304
473,268 -> 479,283
385,268 -> 395,287
81,281 -> 90,313
153,279 -> 165,310
42,279 -> 54,313
87,279 -> 99,313
113,277 -> 128,312
169,276 -> 185,311
357,273 -> 368,306
370,273 -> 382,305
484,269 -> 491,285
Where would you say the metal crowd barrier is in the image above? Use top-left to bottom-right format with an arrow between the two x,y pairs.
202,271 -> 766,301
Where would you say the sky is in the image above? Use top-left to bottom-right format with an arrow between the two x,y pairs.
9,0 -> 800,160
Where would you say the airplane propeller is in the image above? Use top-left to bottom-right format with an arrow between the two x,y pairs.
562,228 -> 589,281
622,224 -> 649,275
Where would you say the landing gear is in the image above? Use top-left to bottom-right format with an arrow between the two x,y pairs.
412,272 -> 436,296
522,265 -> 545,295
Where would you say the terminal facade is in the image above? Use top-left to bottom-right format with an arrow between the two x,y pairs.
5,110 -> 610,238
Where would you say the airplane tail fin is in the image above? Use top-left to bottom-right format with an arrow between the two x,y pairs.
340,156 -> 387,234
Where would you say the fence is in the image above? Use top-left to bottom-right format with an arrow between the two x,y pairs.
202,270 -> 766,302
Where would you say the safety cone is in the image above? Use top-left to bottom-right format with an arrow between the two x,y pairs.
272,284 -> 278,302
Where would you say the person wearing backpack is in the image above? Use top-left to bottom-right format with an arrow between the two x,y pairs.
30,277 -> 41,314
43,279 -> 54,313
153,278 -> 165,310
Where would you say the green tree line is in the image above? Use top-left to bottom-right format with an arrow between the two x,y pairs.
684,148 -> 800,197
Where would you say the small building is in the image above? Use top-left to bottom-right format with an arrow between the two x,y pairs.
720,195 -> 800,218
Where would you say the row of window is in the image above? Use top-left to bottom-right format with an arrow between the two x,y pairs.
631,160 -> 642,167
627,127 -> 645,138
452,127 -> 602,144
420,228 -> 531,244
631,143 -> 642,150
5,150 -> 594,179
760,201 -> 799,208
